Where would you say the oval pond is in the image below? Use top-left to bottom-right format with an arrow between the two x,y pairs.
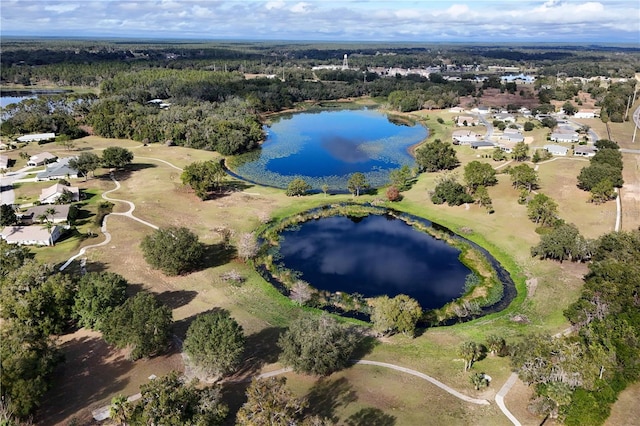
278,214 -> 471,310
231,108 -> 427,190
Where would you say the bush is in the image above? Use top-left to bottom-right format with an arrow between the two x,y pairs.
386,186 -> 401,201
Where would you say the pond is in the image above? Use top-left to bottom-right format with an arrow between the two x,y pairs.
230,108 -> 428,191
0,89 -> 71,108
277,214 -> 471,310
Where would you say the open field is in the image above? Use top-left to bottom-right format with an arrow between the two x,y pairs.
14,109 -> 623,425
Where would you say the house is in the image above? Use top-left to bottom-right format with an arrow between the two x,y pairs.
574,109 -> 600,119
17,133 -> 56,143
1,225 -> 63,246
574,146 -> 597,157
39,183 -> 80,204
18,204 -> 71,225
471,106 -> 491,115
544,144 -> 569,156
27,152 -> 58,167
455,115 -> 478,127
448,107 -> 465,113
499,132 -> 525,143
452,130 -> 482,145
550,132 -> 580,143
470,141 -> 496,150
36,157 -> 79,181
493,112 -> 516,123
0,154 -> 8,169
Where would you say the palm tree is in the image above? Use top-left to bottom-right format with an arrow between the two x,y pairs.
109,395 -> 131,426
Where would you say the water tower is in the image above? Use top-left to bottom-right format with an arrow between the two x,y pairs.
342,54 -> 348,70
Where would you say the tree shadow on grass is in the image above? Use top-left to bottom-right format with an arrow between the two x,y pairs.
350,335 -> 379,361
230,326 -> 286,380
305,377 -> 357,423
201,242 -> 237,269
203,180 -> 256,201
99,163 -> 157,182
36,333 -> 132,426
220,381 -> 252,426
345,407 -> 396,426
155,290 -> 198,311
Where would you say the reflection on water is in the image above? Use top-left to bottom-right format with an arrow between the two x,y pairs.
232,108 -> 428,190
278,215 -> 470,309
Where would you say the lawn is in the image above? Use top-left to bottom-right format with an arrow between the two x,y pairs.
30,117 -> 605,425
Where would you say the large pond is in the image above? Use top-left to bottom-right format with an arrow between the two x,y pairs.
230,108 -> 428,191
0,89 -> 71,108
278,214 -> 471,309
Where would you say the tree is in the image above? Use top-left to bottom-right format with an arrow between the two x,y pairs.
509,163 -> 538,192
431,175 -> 473,206
415,139 -> 460,172
286,177 -> 312,197
486,335 -> 506,356
531,223 -> 591,262
540,116 -> 557,129
464,161 -> 497,192
0,323 -> 62,418
69,152 -> 101,181
458,341 -> 481,372
238,232 -> 259,261
183,310 -> 245,379
131,371 -> 228,425
181,160 -> 226,200
321,183 -> 329,197
527,193 -> 559,227
511,141 -> 529,161
389,165 -> 413,191
370,294 -> 423,337
470,372 -> 489,390
577,162 -> 623,191
589,178 -> 617,204
594,139 -> 618,150
386,185 -> 401,202
0,239 -> 32,278
102,291 -> 172,360
236,377 -> 307,426
492,147 -> 507,161
0,204 -> 18,226
101,146 -> 133,169
110,395 -> 134,426
562,101 -> 577,116
0,261 -> 75,336
278,313 -> 360,376
73,272 -> 128,330
289,280 -> 314,305
474,185 -> 494,213
140,226 -> 204,276
347,172 -> 369,197
523,121 -> 535,131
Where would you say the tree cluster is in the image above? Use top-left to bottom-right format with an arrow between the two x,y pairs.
577,144 -> 623,204
415,139 -> 460,173
370,294 -> 423,337
181,160 -> 227,200
140,226 -> 205,276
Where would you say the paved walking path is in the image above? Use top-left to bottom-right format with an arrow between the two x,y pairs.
495,373 -> 522,426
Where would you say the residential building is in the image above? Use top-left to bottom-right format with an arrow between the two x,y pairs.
455,115 -> 478,126
18,204 -> 71,225
36,157 -> 79,181
470,141 -> 496,150
550,133 -> 580,143
1,225 -> 63,246
17,133 -> 56,143
574,146 -> 597,157
493,113 -> 516,123
574,109 -> 600,119
452,130 -> 481,145
27,152 -> 57,166
39,183 -> 80,204
0,154 -> 8,169
544,144 -> 569,156
499,132 -> 525,143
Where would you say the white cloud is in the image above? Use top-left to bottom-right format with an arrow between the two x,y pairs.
265,0 -> 285,10
44,3 -> 79,13
446,4 -> 469,17
290,2 -> 311,13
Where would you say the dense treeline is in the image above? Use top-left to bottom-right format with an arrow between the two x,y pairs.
513,230 -> 640,424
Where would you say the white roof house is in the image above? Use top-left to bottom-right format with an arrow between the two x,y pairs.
471,141 -> 496,150
574,146 -> 597,157
18,204 -> 71,225
550,133 -> 580,143
493,113 -> 516,123
27,152 -> 58,167
452,130 -> 482,145
1,225 -> 63,246
17,133 -> 56,143
36,157 -> 79,181
455,115 -> 478,127
39,183 -> 80,204
0,154 -> 8,169
574,109 -> 600,119
544,144 -> 569,156
499,132 -> 525,143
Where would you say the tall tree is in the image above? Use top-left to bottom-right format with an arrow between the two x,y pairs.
389,165 -> 414,191
102,291 -> 172,360
347,172 -> 369,197
370,295 -> 423,337
0,204 -> 18,226
458,341 -> 481,372
183,310 -> 245,379
73,272 -> 128,330
527,193 -> 559,227
285,177 -> 312,197
181,160 -> 227,200
69,152 -> 101,180
464,160 -> 497,192
511,141 -> 530,161
278,313 -> 360,376
509,163 -> 538,192
101,146 -> 134,169
140,226 -> 204,276
415,139 -> 460,172
236,377 -> 307,426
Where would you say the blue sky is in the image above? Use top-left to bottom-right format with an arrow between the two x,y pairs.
1,0 -> 638,43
